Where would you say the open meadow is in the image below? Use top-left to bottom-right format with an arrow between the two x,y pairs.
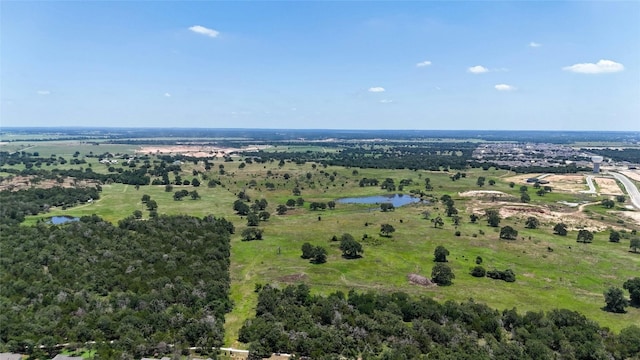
12,151 -> 639,348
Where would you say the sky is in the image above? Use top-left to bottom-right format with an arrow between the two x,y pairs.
1,1 -> 639,131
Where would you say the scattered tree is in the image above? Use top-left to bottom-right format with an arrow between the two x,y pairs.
431,263 -> 455,286
609,230 -> 621,243
525,217 -> 540,229
604,287 -> 628,313
380,223 -> 396,237
241,228 -> 263,241
276,205 -> 288,215
577,229 -> 594,243
247,213 -> 260,226
601,199 -> 615,209
471,266 -> 486,277
434,245 -> 449,262
631,238 -> 640,253
485,209 -> 501,227
499,226 -> 518,240
616,195 -> 626,203
327,201 -> 336,210
380,203 -> 395,212
554,223 -> 568,236
340,234 -> 363,259
520,192 -> 531,203
623,278 -> 640,307
431,216 -> 444,228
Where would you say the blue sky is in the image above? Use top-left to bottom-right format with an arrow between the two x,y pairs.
1,1 -> 638,130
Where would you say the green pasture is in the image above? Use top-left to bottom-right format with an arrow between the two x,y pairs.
18,158 -> 640,349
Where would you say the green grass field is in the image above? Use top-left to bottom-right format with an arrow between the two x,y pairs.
18,156 -> 640,348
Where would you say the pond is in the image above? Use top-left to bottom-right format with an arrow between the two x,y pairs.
49,216 -> 80,225
336,194 -> 423,207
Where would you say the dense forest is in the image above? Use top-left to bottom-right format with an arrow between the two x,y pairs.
0,215 -> 233,359
240,284 -> 640,359
0,187 -> 101,225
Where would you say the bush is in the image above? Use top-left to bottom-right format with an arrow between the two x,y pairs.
471,266 -> 486,277
487,269 -> 516,282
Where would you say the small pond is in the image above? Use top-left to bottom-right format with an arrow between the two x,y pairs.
49,216 -> 80,225
336,194 -> 423,207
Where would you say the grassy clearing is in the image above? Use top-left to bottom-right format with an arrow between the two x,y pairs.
21,159 -> 640,348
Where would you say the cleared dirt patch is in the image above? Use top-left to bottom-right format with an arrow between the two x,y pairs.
620,170 -> 640,182
278,273 -> 307,283
136,145 -> 269,158
543,174 -> 587,193
459,190 -> 510,198
407,273 -> 435,287
593,177 -> 623,195
614,211 -> 640,226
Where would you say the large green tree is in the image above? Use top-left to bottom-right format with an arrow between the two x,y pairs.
339,234 -> 363,259
433,245 -> 449,262
604,287 -> 628,313
431,263 -> 455,286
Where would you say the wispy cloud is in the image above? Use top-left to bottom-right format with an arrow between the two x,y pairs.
494,84 -> 516,91
189,25 -> 220,38
468,65 -> 489,74
379,99 -> 393,103
368,87 -> 385,92
37,90 -> 51,95
164,93 -> 171,97
416,60 -> 432,67
562,59 -> 624,74
529,42 -> 542,48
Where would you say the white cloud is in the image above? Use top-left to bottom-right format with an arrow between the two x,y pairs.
368,87 -> 385,92
189,25 -> 220,38
468,65 -> 489,74
37,90 -> 50,95
164,93 -> 171,97
416,60 -> 432,67
379,99 -> 393,103
529,42 -> 542,48
494,84 -> 516,91
562,59 -> 624,74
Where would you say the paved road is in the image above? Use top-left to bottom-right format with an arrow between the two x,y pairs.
581,175 -> 597,194
610,172 -> 640,210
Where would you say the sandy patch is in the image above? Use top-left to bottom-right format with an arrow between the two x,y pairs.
407,273 -> 435,287
593,177 -> 623,195
136,145 -> 269,158
459,190 -> 510,197
620,170 -> 640,182
543,174 -> 587,193
614,211 -> 640,226
505,174 -> 544,184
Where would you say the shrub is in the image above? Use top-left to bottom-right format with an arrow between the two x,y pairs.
471,266 -> 486,277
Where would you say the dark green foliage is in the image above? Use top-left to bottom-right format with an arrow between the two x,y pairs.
577,229 -> 594,243
554,222 -> 568,236
601,199 -> 615,209
525,216 -> 539,229
276,204 -> 288,215
609,230 -> 621,243
246,213 -> 260,226
475,256 -> 483,264
499,226 -> 518,240
485,209 -> 500,227
233,199 -> 251,215
616,195 -> 626,203
623,278 -> 640,307
603,287 -> 628,313
241,227 -> 263,241
471,266 -> 486,277
487,269 -> 516,282
0,186 -> 100,225
469,214 -> 479,223
431,216 -> 444,228
339,233 -> 363,258
431,263 -> 455,286
380,202 -> 395,212
380,223 -> 395,237
0,215 -> 232,355
631,238 -> 640,253
520,192 -> 531,203
434,245 -> 449,262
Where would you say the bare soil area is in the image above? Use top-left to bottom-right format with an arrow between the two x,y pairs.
620,170 -> 640,182
459,190 -> 510,197
407,273 -> 435,287
0,176 -> 97,191
543,174 -> 587,193
136,145 -> 268,158
593,177 -> 623,195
